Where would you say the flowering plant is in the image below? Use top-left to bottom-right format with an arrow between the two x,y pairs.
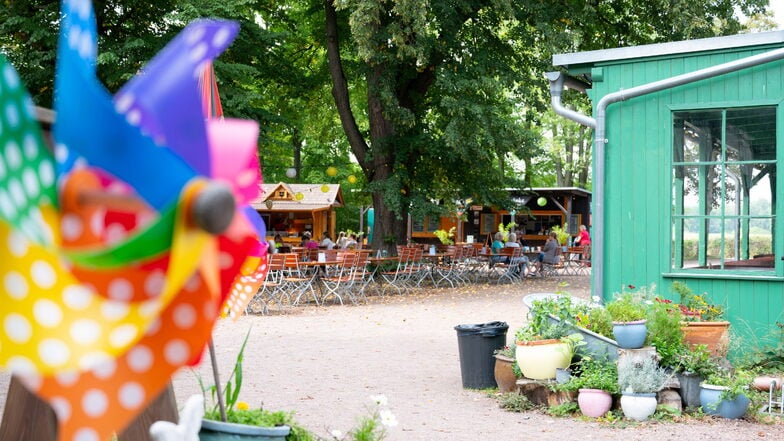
433,227 -> 456,245
328,395 -> 398,441
670,281 -> 725,321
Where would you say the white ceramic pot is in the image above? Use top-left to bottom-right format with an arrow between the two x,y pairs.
620,392 -> 658,421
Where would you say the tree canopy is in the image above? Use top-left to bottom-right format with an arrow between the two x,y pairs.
0,0 -> 770,249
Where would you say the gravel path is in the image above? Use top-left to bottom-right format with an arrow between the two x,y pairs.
2,275 -> 783,440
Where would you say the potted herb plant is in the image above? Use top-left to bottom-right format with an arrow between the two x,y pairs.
671,281 -> 729,356
197,331 -> 301,440
617,356 -> 671,421
673,344 -> 718,408
561,356 -> 619,418
550,224 -> 570,251
606,286 -> 651,349
524,291 -> 619,360
700,368 -> 754,419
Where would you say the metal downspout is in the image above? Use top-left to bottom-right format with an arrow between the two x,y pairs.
547,45 -> 784,301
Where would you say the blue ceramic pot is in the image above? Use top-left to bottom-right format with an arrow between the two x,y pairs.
612,320 -> 647,349
699,384 -> 750,419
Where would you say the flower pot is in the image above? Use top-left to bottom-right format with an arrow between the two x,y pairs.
612,320 -> 647,349
493,354 -> 518,393
515,339 -> 571,380
699,384 -> 750,419
677,371 -> 703,408
555,368 -> 572,384
578,388 -> 613,418
681,321 -> 730,356
200,419 -> 291,441
753,375 -> 784,392
620,392 -> 658,421
546,314 -> 620,360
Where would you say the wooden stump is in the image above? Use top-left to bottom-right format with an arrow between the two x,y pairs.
515,378 -> 575,407
0,377 -> 178,441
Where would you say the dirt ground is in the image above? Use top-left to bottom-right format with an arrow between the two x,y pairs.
2,275 -> 784,440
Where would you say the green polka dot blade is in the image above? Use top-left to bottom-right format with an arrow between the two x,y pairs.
0,55 -> 58,246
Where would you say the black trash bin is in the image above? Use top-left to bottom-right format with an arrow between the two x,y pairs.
454,321 -> 509,389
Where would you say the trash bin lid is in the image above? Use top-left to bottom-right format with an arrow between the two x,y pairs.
454,321 -> 509,336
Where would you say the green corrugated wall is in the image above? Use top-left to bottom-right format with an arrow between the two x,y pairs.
581,44 -> 784,341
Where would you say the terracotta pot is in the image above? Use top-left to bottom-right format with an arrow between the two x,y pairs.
680,321 -> 730,356
753,375 -> 784,391
515,339 -> 571,380
494,355 -> 518,393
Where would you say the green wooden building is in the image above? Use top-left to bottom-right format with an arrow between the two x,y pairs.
548,31 -> 784,339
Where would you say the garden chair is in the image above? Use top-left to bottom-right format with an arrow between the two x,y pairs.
320,252 -> 360,305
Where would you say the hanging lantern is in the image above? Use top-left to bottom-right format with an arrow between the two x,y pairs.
320,184 -> 330,193
264,199 -> 274,210
347,175 -> 357,184
295,192 -> 304,201
326,166 -> 338,177
285,167 -> 297,179
537,197 -> 547,207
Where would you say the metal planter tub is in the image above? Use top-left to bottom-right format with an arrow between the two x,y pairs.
546,315 -> 620,360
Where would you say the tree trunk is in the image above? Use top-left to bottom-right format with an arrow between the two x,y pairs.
324,0 -> 405,254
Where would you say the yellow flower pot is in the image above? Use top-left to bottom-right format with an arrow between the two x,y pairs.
515,339 -> 571,380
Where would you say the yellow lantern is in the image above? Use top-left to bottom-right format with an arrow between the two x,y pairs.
295,192 -> 304,201
326,166 -> 338,177
320,184 -> 330,193
347,175 -> 357,184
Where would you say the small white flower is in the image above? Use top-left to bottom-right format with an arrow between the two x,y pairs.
330,429 -> 343,439
591,295 -> 601,303
378,409 -> 398,427
369,394 -> 388,406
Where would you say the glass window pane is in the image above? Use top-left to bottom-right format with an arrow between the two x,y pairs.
726,107 -> 776,162
673,110 -> 722,163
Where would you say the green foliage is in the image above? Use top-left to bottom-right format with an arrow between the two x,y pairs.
576,307 -> 613,339
547,401 -> 579,417
617,356 -> 671,394
736,321 -> 784,372
560,357 -> 619,394
606,292 -> 648,323
550,224 -> 570,245
673,344 -> 719,378
496,392 -> 534,412
433,227 -> 455,245
497,222 -> 517,242
646,300 -> 686,368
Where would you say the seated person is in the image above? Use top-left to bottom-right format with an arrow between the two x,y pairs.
535,232 -> 559,271
343,234 -> 359,249
320,231 -> 336,250
490,232 -> 507,265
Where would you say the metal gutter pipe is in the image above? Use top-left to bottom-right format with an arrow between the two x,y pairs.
545,72 -> 596,129
547,45 -> 784,301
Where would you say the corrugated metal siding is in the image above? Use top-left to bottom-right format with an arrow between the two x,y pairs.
588,45 -> 784,339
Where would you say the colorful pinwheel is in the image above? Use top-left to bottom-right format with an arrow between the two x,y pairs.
0,0 -> 266,440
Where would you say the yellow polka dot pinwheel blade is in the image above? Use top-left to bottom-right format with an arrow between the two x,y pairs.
0,221 -> 170,376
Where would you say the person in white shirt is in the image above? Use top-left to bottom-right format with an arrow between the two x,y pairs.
320,231 -> 336,250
